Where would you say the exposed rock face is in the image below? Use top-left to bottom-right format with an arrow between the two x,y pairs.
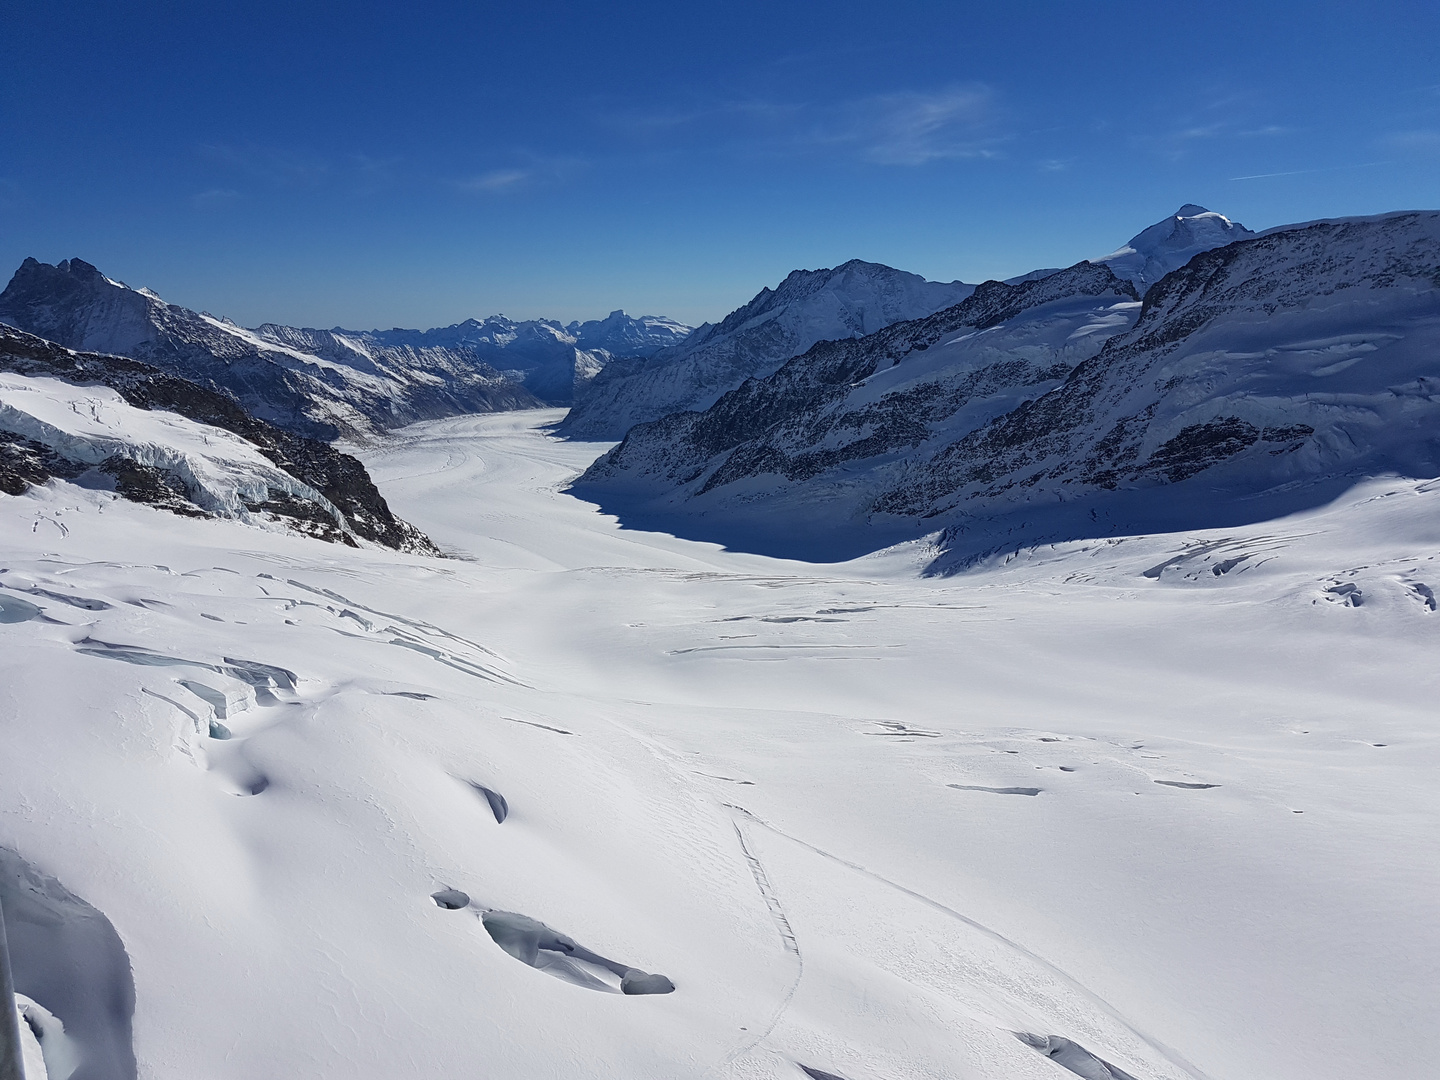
876,212 -> 1440,521
0,324 -> 438,552
581,262 -> 1134,491
560,260 -> 975,439
0,258 -> 547,441
574,212 -> 1440,563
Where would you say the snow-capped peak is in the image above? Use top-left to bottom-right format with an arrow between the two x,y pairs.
1100,204 -> 1255,289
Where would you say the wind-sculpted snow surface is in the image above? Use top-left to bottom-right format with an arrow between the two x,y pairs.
575,211 -> 1440,564
0,325 -> 436,551
1,410 -> 1436,1078
561,260 -> 975,439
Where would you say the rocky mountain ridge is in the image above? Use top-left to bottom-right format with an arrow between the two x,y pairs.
0,323 -> 437,552
559,259 -> 976,439
573,210 -> 1440,566
559,207 -> 1256,443
0,258 -> 692,441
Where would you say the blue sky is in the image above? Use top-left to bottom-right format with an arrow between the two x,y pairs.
4,1 -> 1437,329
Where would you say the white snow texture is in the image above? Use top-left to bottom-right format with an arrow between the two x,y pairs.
1,203 -> 1438,1080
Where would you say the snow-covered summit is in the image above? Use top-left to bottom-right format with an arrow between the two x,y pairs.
566,310 -> 693,356
1099,204 -> 1256,288
560,259 -> 975,439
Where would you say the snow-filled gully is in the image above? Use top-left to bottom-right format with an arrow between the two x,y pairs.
1,410 -> 1437,1079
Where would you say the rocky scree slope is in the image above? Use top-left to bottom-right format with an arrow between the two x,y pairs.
559,259 -> 975,440
577,211 -> 1440,561
0,324 -> 437,552
0,258 -> 543,441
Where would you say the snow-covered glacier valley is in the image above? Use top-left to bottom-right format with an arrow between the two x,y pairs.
2,409 -> 1436,1080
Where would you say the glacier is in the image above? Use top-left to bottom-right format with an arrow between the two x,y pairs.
0,408 -> 1436,1079
1,201 -> 1437,1080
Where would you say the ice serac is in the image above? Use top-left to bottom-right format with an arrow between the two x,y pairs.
0,260 -> 542,441
0,324 -> 437,552
1099,204 -> 1255,289
574,211 -> 1440,564
559,260 -> 975,439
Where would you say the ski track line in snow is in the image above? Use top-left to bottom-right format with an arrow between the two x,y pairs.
569,709 -> 807,1072
718,813 -> 806,1071
722,803 -> 1217,1080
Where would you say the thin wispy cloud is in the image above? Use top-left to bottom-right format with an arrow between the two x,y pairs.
832,85 -> 1001,165
1139,85 -> 1294,162
450,156 -> 586,196
351,154 -> 403,196
190,187 -> 241,208
1153,118 -> 1291,160
602,98 -> 801,139
454,168 -> 533,194
1384,129 -> 1440,151
198,143 -> 329,188
599,84 -> 1004,168
1230,160 -> 1388,181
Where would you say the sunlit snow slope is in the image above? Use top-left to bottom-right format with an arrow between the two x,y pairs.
2,411 -> 1437,1080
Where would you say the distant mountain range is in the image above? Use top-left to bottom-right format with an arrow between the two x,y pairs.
573,208 -> 1440,565
0,259 -> 692,440
560,260 -> 976,439
6,203 -> 1435,562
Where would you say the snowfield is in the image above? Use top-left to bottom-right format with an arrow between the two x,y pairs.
2,410 -> 1437,1080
